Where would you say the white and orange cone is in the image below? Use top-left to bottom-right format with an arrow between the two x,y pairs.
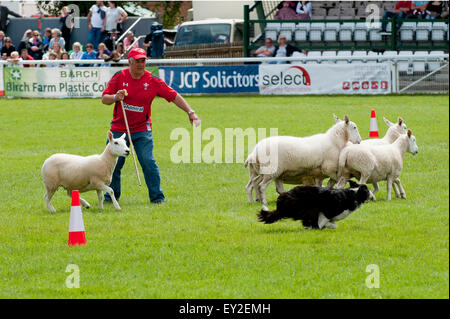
68,190 -> 86,246
369,109 -> 379,138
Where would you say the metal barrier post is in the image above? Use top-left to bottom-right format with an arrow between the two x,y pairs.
243,5 -> 249,57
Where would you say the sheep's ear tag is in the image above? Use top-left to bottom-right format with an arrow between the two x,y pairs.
318,213 -> 329,230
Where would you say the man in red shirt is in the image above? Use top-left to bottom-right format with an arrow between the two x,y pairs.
102,47 -> 200,204
380,1 -> 413,33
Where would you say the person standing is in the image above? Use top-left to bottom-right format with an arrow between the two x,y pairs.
105,1 -> 127,35
87,1 -> 107,49
60,6 -> 74,52
0,1 -> 22,34
101,47 -> 200,204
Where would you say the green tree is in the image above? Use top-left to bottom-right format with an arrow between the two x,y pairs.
151,1 -> 183,28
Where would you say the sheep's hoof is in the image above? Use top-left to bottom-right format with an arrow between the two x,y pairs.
401,194 -> 407,199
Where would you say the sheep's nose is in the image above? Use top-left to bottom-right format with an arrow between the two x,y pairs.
125,150 -> 130,155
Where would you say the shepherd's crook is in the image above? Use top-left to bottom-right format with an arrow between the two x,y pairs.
120,90 -> 142,186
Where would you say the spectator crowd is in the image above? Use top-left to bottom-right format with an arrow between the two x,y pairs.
0,1 -> 164,67
256,0 -> 448,60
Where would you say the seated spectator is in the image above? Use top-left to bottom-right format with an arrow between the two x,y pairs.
42,27 -> 52,52
27,30 -> 43,60
272,34 -> 306,64
49,28 -> 65,51
123,31 -> 138,51
50,42 -> 64,59
441,4 -> 449,18
18,29 -> 33,53
296,1 -> 312,20
96,42 -> 111,59
255,38 -> 276,57
275,1 -> 299,20
20,48 -> 34,67
7,51 -> 22,67
69,42 -> 83,59
380,1 -> 414,33
104,49 -> 121,62
46,51 -> 59,67
425,1 -> 444,19
117,42 -> 124,56
1,36 -> 15,57
104,30 -> 119,51
81,43 -> 97,66
59,51 -> 70,67
0,31 -> 5,52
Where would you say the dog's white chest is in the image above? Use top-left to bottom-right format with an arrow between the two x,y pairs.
331,210 -> 352,222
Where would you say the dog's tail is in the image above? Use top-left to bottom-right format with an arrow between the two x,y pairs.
257,205 -> 282,224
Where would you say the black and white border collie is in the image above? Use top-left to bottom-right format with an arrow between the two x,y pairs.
257,181 -> 373,229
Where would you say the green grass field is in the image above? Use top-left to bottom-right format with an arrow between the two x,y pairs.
0,95 -> 448,299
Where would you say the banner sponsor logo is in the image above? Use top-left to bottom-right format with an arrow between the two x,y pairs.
259,63 -> 392,95
159,65 -> 259,94
2,66 -> 159,98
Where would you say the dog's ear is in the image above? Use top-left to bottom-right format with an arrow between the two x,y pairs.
356,185 -> 370,202
348,180 -> 359,188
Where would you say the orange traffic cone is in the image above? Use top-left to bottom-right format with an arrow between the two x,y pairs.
369,109 -> 379,138
68,190 -> 86,246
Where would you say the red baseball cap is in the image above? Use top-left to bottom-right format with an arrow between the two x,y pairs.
128,47 -> 147,60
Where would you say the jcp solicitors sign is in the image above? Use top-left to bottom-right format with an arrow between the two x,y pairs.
259,63 -> 392,95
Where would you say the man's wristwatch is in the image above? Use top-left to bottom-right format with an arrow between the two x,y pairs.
188,110 -> 195,115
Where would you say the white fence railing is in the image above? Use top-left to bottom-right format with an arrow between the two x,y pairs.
0,54 -> 448,96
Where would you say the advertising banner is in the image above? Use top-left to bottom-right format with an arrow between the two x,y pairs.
159,65 -> 259,94
259,63 -> 392,95
2,66 -> 158,98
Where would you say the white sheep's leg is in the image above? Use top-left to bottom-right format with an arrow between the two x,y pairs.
67,190 -> 90,209
326,179 -> 336,188
44,188 -> 57,213
97,190 -> 104,210
258,175 -> 274,205
336,176 -> 347,189
252,175 -> 263,202
359,174 -> 370,186
386,177 -> 393,201
372,182 -> 379,195
371,183 -> 379,201
316,178 -> 323,187
394,178 -> 406,199
275,179 -> 286,194
245,178 -> 254,203
100,185 -> 121,210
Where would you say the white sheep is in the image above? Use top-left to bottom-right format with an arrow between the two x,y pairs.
327,116 -> 408,190
245,115 -> 362,204
41,131 -> 130,212
244,115 -> 349,202
336,130 -> 418,200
